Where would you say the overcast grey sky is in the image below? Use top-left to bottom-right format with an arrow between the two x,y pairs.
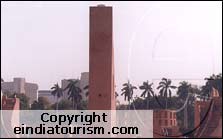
1,1 -> 222,98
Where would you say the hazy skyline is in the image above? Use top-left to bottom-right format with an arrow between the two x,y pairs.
1,1 -> 222,97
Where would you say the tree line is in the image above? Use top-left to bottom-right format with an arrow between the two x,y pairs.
1,73 -> 221,110
1,73 -> 222,137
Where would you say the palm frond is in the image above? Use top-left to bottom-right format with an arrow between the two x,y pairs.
157,85 -> 163,90
170,85 -> 177,89
162,78 -> 168,82
139,85 -> 146,90
159,88 -> 164,96
159,81 -> 166,86
140,90 -> 146,97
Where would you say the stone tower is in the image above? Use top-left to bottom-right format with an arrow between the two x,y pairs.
88,5 -> 115,110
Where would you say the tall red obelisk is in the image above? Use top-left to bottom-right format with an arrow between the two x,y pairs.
88,5 -> 115,110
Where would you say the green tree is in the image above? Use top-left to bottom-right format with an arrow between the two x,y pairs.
64,79 -> 82,109
157,78 -> 176,109
203,73 -> 222,97
31,97 -> 50,110
121,81 -> 137,109
177,81 -> 191,100
57,99 -> 73,110
78,100 -> 88,110
131,97 -> 145,109
51,83 -> 63,110
197,74 -> 222,101
139,81 -> 154,109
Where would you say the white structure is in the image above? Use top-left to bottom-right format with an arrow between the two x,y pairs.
1,78 -> 38,104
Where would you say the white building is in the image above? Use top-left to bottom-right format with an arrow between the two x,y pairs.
1,78 -> 38,104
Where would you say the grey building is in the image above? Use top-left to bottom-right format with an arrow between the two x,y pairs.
1,78 -> 38,104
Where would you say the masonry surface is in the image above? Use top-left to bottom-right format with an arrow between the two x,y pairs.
88,6 -> 115,110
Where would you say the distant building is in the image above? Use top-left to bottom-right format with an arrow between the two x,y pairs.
1,78 -> 38,104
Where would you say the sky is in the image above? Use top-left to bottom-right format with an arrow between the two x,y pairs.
1,1 -> 222,99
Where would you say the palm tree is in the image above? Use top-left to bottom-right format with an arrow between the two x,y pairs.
139,81 -> 154,109
177,81 -> 192,129
64,79 -> 82,109
51,83 -> 63,110
203,74 -> 222,97
177,81 -> 191,100
199,75 -> 217,101
157,78 -> 176,109
121,80 -> 137,109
